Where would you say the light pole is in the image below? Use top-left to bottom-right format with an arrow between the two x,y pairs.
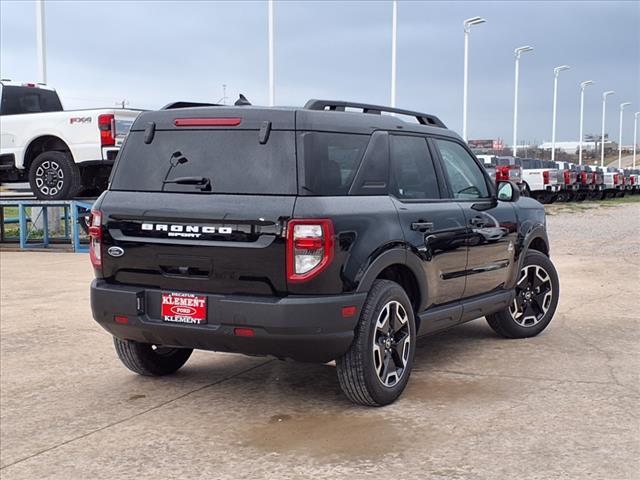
618,102 -> 631,168
390,0 -> 397,108
634,112 -> 639,169
550,65 -> 570,162
35,0 -> 47,84
512,46 -> 533,158
578,80 -> 594,165
601,91 -> 615,167
462,16 -> 486,142
267,0 -> 274,106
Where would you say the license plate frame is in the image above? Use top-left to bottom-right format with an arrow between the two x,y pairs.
161,292 -> 207,325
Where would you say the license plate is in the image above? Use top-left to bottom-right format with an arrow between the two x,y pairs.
161,292 -> 207,324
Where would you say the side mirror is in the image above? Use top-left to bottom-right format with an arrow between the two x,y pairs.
497,181 -> 521,202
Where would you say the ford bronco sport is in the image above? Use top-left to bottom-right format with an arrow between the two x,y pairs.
89,99 -> 560,406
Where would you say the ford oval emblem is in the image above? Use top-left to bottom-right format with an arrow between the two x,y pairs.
107,246 -> 125,258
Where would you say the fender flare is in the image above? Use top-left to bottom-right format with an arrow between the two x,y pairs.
518,224 -> 549,269
355,247 -> 428,311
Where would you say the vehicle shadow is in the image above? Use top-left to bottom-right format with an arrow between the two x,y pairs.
167,318 -> 501,406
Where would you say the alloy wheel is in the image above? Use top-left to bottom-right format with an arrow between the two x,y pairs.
510,264 -> 553,327
372,300 -> 411,387
34,160 -> 65,196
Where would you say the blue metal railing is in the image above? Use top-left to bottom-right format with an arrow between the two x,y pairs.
0,199 -> 94,252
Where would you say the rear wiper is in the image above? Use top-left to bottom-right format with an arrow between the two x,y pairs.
162,176 -> 212,192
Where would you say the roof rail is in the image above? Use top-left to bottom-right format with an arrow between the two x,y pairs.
161,101 -> 222,110
304,99 -> 447,128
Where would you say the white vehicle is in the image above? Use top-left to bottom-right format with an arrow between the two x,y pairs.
517,158 -> 561,204
0,80 -> 141,199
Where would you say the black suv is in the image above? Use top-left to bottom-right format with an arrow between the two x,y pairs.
89,100 -> 559,406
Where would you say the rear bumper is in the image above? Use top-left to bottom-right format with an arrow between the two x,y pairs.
90,280 -> 366,363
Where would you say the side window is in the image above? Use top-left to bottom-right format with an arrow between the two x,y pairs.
390,135 -> 440,200
299,132 -> 369,195
434,139 -> 489,199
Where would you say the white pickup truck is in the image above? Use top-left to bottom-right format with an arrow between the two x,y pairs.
0,81 -> 141,199
516,158 -> 561,204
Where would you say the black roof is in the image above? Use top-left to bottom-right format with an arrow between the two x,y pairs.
133,99 -> 457,139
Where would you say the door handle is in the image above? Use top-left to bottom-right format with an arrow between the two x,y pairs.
410,221 -> 434,232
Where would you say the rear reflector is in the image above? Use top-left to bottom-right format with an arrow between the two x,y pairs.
234,327 -> 255,337
341,306 -> 357,318
114,315 -> 129,324
174,118 -> 242,127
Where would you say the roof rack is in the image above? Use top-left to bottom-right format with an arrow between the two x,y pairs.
304,99 -> 446,128
161,101 -> 222,110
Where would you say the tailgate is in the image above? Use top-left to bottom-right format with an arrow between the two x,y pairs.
100,191 -> 294,295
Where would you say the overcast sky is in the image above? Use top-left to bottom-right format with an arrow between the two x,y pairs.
1,0 -> 638,144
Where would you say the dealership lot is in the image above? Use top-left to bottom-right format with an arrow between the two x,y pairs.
1,202 -> 638,480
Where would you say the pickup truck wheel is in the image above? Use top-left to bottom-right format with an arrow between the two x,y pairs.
113,337 -> 193,376
486,250 -> 559,339
336,279 -> 416,406
28,151 -> 81,200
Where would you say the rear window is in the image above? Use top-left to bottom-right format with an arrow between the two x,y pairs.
0,86 -> 63,115
298,132 -> 369,195
110,130 -> 296,194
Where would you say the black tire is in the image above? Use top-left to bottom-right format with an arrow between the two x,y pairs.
486,250 -> 559,339
28,151 -> 81,200
336,280 -> 416,407
113,337 -> 193,376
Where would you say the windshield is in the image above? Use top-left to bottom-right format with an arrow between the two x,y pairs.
110,130 -> 297,195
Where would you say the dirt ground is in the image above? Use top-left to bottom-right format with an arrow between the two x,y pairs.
1,202 -> 638,480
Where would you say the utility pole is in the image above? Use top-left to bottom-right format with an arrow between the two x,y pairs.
268,0 -> 275,106
35,0 -> 47,84
578,80 -> 594,165
462,17 -> 486,142
390,0 -> 397,109
550,65 -> 570,162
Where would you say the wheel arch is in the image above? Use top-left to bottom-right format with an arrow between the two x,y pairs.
356,247 -> 427,316
23,135 -> 73,172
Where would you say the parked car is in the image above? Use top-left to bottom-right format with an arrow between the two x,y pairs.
628,169 -> 640,194
518,158 -> 561,204
553,161 -> 579,202
573,164 -> 596,201
601,166 -> 625,199
89,98 -> 560,407
477,155 -> 525,194
0,80 -> 141,199
584,165 -> 606,199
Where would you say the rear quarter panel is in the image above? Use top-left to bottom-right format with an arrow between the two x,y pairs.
290,195 -> 405,295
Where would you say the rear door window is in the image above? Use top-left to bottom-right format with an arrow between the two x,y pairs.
110,130 -> 296,195
0,86 -> 63,115
298,132 -> 369,195
390,135 -> 440,200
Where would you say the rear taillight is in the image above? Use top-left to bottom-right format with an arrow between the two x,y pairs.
630,176 -> 636,185
495,166 -> 510,182
286,219 -> 334,282
563,170 -> 571,185
89,209 -> 102,268
98,114 -> 115,146
613,174 -> 619,185
579,172 -> 587,184
543,170 -> 550,185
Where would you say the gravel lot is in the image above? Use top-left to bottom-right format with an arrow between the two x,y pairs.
1,201 -> 639,480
